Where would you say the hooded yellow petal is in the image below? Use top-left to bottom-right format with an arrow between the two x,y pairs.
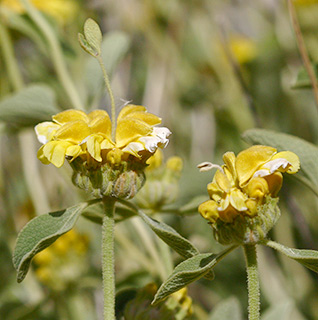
86,134 -> 104,162
117,105 -> 146,121
126,111 -> 161,126
55,120 -> 90,143
88,111 -> 112,139
65,145 -> 83,159
37,145 -> 51,165
198,200 -> 219,223
223,152 -> 236,182
229,189 -> 248,211
52,110 -> 88,124
271,151 -> 300,174
245,177 -> 269,199
207,182 -> 223,201
264,172 -> 283,197
42,141 -> 72,168
116,118 -> 152,148
236,145 -> 277,187
35,122 -> 60,144
214,169 -> 231,193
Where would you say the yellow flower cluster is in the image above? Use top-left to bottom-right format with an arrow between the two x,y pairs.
33,229 -> 89,290
35,105 -> 171,168
1,0 -> 78,24
199,145 -> 300,224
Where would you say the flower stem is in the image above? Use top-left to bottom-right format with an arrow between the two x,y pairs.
243,244 -> 260,320
102,197 -> 116,320
96,55 -> 116,142
20,0 -> 83,110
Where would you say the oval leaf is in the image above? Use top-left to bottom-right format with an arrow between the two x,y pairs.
152,246 -> 238,304
83,18 -> 102,55
209,296 -> 243,320
0,85 -> 59,129
242,129 -> 318,193
265,240 -> 318,273
13,202 -> 89,282
138,210 -> 199,259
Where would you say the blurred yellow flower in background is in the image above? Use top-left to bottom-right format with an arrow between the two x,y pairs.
293,0 -> 318,6
33,229 -> 89,290
135,149 -> 183,210
35,105 -> 171,168
229,36 -> 257,65
1,0 -> 78,24
198,145 -> 300,224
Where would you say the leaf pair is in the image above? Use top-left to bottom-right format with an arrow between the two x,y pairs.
78,19 -> 102,57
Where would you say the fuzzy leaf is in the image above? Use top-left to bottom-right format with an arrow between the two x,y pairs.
153,246 -> 237,304
265,240 -> 318,273
78,33 -> 97,57
209,297 -> 243,320
13,202 -> 89,282
138,210 -> 199,259
83,18 -> 102,56
0,85 -> 59,129
242,129 -> 318,193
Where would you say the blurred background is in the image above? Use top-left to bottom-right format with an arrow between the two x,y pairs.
0,0 -> 318,319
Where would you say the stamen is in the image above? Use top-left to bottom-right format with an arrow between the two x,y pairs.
197,162 -> 224,173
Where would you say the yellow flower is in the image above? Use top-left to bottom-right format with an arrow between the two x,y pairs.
198,145 -> 300,224
35,105 -> 171,168
1,0 -> 78,24
229,36 -> 257,65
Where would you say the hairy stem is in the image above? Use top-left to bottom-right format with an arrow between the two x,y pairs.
243,244 -> 260,320
102,197 -> 116,320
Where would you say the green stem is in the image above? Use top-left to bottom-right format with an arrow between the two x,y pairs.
96,55 -> 116,142
20,0 -> 83,110
102,197 -> 116,320
243,244 -> 260,320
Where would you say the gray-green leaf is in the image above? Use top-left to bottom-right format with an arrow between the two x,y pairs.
83,18 -> 102,56
138,210 -> 199,259
264,240 -> 318,273
208,296 -> 243,320
0,85 -> 59,129
242,129 -> 318,194
152,246 -> 237,304
13,202 -> 89,282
